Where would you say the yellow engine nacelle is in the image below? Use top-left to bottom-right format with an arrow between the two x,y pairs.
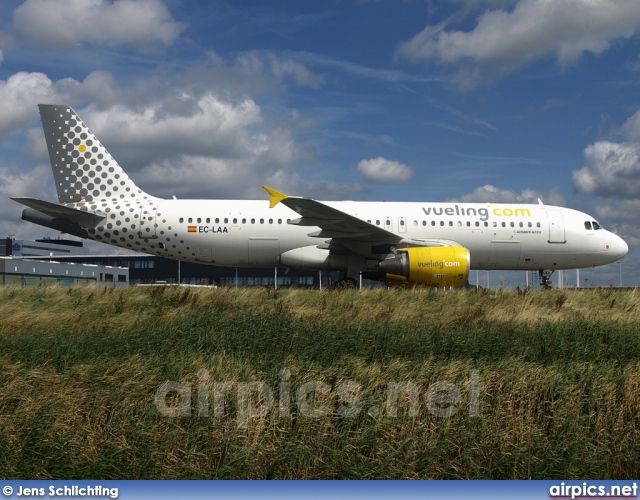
379,246 -> 470,287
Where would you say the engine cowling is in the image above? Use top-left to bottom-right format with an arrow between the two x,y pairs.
379,246 -> 470,287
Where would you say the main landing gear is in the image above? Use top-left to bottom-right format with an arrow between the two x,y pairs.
539,269 -> 555,289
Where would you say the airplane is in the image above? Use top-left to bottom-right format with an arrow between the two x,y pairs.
11,104 -> 629,289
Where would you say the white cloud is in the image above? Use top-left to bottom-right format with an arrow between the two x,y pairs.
357,157 -> 413,183
0,72 -> 80,138
452,184 -> 565,206
12,0 -> 186,51
0,60 -> 326,202
0,165 -> 53,240
573,141 -> 640,199
396,0 -> 640,85
573,106 -> 640,199
593,200 -> 640,246
263,170 -> 364,201
572,107 -> 640,245
75,95 -> 303,199
267,54 -> 325,89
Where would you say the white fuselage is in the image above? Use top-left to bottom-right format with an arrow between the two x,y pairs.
90,198 -> 628,272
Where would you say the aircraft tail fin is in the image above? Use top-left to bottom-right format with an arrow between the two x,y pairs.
39,104 -> 153,205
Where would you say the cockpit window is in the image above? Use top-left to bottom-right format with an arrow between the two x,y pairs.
592,221 -> 602,230
584,221 -> 592,230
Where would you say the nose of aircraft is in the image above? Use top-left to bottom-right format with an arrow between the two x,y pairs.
612,233 -> 629,260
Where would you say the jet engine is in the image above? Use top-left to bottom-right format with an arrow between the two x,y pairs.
379,246 -> 470,287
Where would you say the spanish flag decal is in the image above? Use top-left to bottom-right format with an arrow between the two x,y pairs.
188,226 -> 197,232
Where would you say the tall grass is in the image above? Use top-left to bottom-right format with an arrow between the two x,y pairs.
0,285 -> 639,478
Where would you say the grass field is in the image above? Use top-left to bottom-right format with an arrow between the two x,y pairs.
1,285 -> 639,479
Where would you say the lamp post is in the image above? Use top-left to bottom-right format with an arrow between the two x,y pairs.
618,261 -> 622,288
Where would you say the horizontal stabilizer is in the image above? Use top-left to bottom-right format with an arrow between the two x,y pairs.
11,197 -> 106,228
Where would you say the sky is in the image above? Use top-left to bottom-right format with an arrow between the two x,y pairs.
1,0 -> 640,287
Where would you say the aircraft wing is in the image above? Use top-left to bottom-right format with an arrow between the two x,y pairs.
263,186 -> 400,243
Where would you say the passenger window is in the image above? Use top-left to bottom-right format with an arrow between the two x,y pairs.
519,222 -> 523,228
510,222 -> 514,228
179,217 -> 184,223
422,221 -> 427,226
233,218 -> 237,224
449,221 -> 453,227
584,221 -> 592,230
278,219 -> 282,224
400,220 -> 405,226
502,222 -> 506,227
269,219 -> 273,224
188,218 -> 192,223
206,218 -> 210,223
386,220 -> 390,226
431,221 -> 436,226
528,222 -> 532,228
197,218 -> 201,223
242,218 -> 246,224
260,218 -> 264,224
440,221 -> 444,227
475,221 -> 480,227
215,218 -> 220,224
376,220 -> 380,226
224,218 -> 228,223
251,218 -> 255,224
537,222 -> 541,228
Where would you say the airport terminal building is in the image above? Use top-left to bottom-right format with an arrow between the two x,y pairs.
0,237 -> 331,288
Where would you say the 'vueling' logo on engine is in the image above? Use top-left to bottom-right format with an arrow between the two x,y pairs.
418,261 -> 461,270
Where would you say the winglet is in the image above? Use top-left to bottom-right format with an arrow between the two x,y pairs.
262,186 -> 288,208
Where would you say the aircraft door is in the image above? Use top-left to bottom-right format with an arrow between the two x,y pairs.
546,210 -> 566,243
138,204 -> 158,239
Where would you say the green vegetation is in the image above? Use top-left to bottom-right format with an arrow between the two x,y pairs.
1,285 -> 639,479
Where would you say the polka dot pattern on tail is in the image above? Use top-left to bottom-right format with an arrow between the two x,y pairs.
39,104 -> 155,205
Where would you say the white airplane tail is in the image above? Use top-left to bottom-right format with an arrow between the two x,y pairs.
39,104 -> 153,204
